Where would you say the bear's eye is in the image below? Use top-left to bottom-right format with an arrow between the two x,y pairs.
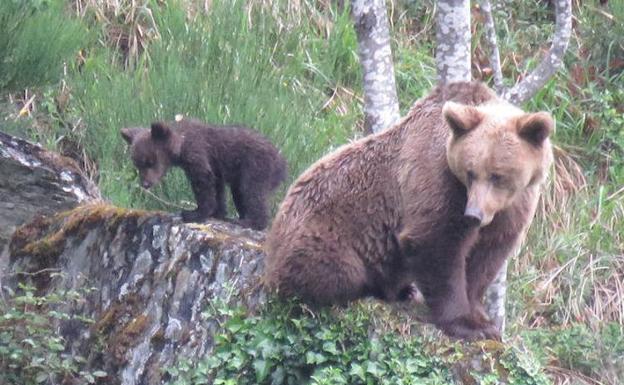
466,170 -> 476,184
490,173 -> 503,186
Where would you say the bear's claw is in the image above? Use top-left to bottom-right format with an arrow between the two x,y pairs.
438,316 -> 501,341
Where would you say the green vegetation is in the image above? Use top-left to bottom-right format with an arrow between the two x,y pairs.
0,283 -> 105,385
167,300 -> 549,385
0,0 -> 622,384
0,0 -> 88,92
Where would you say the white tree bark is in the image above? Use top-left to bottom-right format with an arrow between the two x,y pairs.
352,0 -> 400,133
435,0 -> 509,334
503,0 -> 572,104
435,0 -> 472,83
485,260 -> 508,332
478,0 -> 504,92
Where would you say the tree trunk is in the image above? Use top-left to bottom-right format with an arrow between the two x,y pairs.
352,0 -> 400,133
435,0 -> 472,84
503,0 -> 572,104
478,0 -> 504,92
435,0 -> 508,333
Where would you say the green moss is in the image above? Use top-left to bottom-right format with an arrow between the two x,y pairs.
11,203 -> 160,264
92,294 -> 152,364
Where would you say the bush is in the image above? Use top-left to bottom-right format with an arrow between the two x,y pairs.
0,283 -> 105,385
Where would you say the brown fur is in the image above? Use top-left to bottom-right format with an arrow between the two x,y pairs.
264,82 -> 553,340
121,119 -> 287,230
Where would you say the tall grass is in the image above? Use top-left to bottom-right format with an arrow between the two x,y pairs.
65,0 -> 368,210
0,0 -> 88,92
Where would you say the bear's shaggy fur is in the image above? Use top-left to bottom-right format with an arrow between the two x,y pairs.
121,119 -> 287,230
264,82 -> 553,340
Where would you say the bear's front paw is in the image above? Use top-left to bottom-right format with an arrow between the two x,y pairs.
181,209 -> 207,223
438,316 -> 501,341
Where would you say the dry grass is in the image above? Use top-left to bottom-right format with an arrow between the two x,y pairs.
516,146 -> 624,330
72,0 -> 160,66
68,0 -> 340,66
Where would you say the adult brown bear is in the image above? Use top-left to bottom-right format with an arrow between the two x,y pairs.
264,82 -> 553,340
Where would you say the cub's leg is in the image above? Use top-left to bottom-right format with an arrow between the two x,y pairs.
231,174 -> 271,230
213,178 -> 227,219
181,167 -> 217,223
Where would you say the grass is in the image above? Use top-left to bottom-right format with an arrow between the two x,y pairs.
0,0 -> 622,384
0,1 -> 88,93
50,0 -> 366,212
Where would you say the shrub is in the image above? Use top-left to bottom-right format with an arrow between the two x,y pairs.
0,283 -> 105,385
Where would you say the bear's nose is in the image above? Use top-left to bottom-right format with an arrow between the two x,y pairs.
464,206 -> 483,224
142,180 -> 152,189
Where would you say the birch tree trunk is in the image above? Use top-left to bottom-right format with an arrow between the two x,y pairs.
503,0 -> 572,104
435,0 -> 508,333
478,0 -> 504,92
435,0 -> 472,83
352,0 -> 400,133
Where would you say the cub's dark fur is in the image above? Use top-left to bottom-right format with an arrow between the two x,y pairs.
121,119 -> 287,230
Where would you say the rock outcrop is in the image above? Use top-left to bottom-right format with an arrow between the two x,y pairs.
0,130 -> 100,260
8,203 -> 265,385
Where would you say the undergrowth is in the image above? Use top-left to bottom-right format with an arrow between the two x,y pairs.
166,300 -> 550,385
0,283 -> 105,385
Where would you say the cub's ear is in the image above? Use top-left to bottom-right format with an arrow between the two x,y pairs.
151,122 -> 172,141
443,101 -> 483,137
517,111 -> 554,147
120,127 -> 140,145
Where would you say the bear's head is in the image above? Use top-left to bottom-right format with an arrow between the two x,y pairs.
120,122 -> 182,189
443,101 -> 554,227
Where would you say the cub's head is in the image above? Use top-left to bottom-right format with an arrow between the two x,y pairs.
120,122 -> 180,189
443,101 -> 554,227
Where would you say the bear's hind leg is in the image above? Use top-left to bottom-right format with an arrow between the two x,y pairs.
213,178 -> 227,219
231,179 -> 270,230
274,243 -> 370,306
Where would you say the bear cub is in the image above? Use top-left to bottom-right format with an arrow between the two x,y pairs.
264,82 -> 553,341
121,119 -> 287,230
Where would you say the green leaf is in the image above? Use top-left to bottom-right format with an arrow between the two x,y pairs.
322,341 -> 339,355
366,361 -> 384,377
253,358 -> 271,382
349,363 -> 366,381
306,351 -> 327,365
35,372 -> 48,383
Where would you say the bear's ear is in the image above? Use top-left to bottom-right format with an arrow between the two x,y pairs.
443,101 -> 483,137
150,122 -> 172,141
120,127 -> 140,145
517,112 -> 554,147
